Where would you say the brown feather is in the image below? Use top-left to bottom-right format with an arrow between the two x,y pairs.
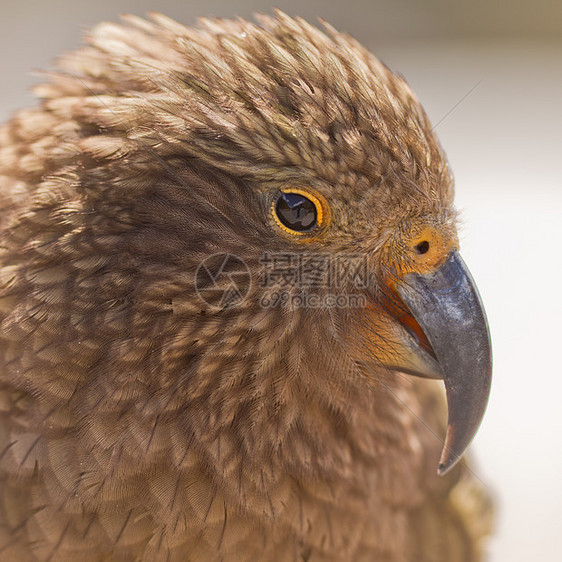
0,11 -> 491,561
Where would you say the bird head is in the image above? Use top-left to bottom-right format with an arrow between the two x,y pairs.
18,11 -> 491,475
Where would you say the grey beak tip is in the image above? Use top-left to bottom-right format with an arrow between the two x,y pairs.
437,453 -> 459,476
397,250 -> 492,476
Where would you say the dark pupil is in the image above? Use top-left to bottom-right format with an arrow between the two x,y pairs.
275,193 -> 317,231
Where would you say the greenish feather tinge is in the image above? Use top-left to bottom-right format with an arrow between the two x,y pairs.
0,11 -> 492,561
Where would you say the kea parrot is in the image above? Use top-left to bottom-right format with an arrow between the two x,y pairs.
0,11 -> 493,561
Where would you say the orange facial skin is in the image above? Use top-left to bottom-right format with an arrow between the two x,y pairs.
384,219 -> 459,280
352,217 -> 459,378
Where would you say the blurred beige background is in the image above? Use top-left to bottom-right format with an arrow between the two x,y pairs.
1,1 -> 561,560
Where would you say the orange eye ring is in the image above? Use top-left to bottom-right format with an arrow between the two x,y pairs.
271,187 -> 330,236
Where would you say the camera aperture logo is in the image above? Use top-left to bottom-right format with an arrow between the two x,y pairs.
195,251 -> 369,310
195,253 -> 251,309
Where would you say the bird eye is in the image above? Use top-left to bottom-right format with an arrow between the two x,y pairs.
272,188 -> 327,235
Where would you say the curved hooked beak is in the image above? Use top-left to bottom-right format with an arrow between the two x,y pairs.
395,251 -> 492,475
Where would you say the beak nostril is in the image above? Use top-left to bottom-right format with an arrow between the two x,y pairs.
415,241 -> 430,255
